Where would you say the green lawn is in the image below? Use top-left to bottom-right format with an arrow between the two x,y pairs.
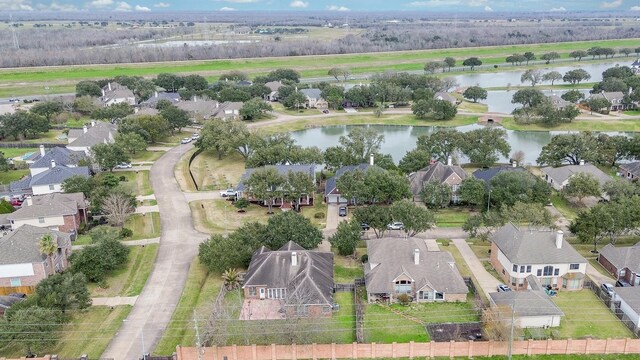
552,290 -> 633,339
90,244 -> 159,297
363,303 -> 429,343
550,192 -> 579,221
331,292 -> 357,343
155,260 -> 222,355
300,194 -> 328,228
0,147 -> 37,159
130,150 -> 165,163
334,255 -> 364,283
190,200 -> 272,234
446,241 -> 489,304
116,170 -> 153,196
158,130 -> 196,145
124,213 -> 161,240
434,207 -> 474,228
0,169 -> 28,185
73,234 -> 92,245
190,150 -> 245,191
389,300 -> 480,324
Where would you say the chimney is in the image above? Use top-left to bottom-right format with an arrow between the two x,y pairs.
369,153 -> 374,166
154,91 -> 158,98
101,88 -> 105,97
414,249 -> 420,265
91,120 -> 96,127
447,156 -> 452,166
193,96 -> 197,103
108,82 -> 112,91
25,197 -> 32,207
512,161 -> 517,168
291,252 -> 298,266
82,125 -> 88,134
579,159 -> 585,166
555,230 -> 563,249
39,145 -> 45,157
216,102 -> 220,109
50,159 -> 56,168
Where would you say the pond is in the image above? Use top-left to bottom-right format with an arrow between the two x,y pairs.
290,124 -> 629,165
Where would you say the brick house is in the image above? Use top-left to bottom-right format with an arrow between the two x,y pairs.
490,223 -> 587,291
6,193 -> 87,233
364,237 -> 468,303
0,225 -> 72,292
408,159 -> 467,203
619,162 -> 640,182
598,243 -> 640,285
241,241 -> 334,320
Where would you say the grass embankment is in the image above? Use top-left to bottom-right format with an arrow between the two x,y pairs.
117,170 -> 153,196
189,150 -> 245,191
90,244 -> 159,297
190,200 -> 270,234
175,148 -> 198,192
130,150 -> 165,163
124,213 -> 161,240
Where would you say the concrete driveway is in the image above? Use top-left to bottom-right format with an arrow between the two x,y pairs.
102,143 -> 208,360
451,238 -> 501,299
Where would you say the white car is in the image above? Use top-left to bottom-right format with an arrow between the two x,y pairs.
181,138 -> 192,144
191,134 -> 200,141
387,222 -> 404,230
219,189 -> 238,197
114,162 -> 132,169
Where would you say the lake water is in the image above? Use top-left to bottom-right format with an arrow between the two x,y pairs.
137,40 -> 260,48
290,124 -> 631,165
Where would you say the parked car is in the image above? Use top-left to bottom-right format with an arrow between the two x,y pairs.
338,206 -> 347,217
181,138 -> 192,144
9,199 -> 22,207
191,133 -> 200,141
497,284 -> 512,292
360,223 -> 370,231
7,293 -> 26,299
387,222 -> 404,230
114,162 -> 132,169
616,280 -> 632,287
322,109 -> 330,114
601,283 -> 615,297
219,189 -> 237,197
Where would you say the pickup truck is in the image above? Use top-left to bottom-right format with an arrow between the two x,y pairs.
219,189 -> 237,197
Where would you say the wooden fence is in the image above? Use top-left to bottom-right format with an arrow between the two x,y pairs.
0,285 -> 35,295
176,338 -> 640,360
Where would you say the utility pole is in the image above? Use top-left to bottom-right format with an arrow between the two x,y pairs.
10,14 -> 20,50
194,310 -> 203,360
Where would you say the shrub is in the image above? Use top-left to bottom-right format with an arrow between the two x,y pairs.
439,239 -> 450,246
360,254 -> 369,263
314,212 -> 325,219
119,176 -> 126,182
119,227 -> 133,238
70,238 -> 130,282
396,294 -> 411,306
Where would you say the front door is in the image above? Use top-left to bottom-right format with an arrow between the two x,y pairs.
259,288 -> 266,299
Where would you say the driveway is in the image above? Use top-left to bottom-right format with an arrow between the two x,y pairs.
102,144 -> 208,360
451,238 -> 501,299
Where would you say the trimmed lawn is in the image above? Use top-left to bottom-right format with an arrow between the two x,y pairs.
155,260 -> 222,355
90,244 -> 159,297
175,148 -> 198,192
124,213 -> 161,240
50,305 -> 132,359
190,199 -> 272,234
0,147 -> 37,159
434,207 -> 474,228
457,100 -> 488,113
334,255 -> 364,283
300,194 -> 328,228
117,170 -> 153,196
190,150 -> 245,191
363,303 -> 429,343
552,290 -> 633,339
73,234 -> 92,245
158,130 -> 196,145
272,102 -> 323,116
0,169 -> 28,185
331,292 -> 357,344
130,150 -> 165,163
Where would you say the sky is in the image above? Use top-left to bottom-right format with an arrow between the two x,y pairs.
4,0 -> 640,13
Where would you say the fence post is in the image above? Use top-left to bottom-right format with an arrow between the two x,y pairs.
449,340 -> 454,359
527,339 -> 533,356
352,342 -> 358,359
624,338 -> 630,354
371,342 -> 376,358
409,341 -> 414,359
605,338 -> 611,354
232,344 -> 238,360
585,338 -> 591,354
487,340 -> 493,357
212,345 -> 218,360
271,344 -> 276,360
392,342 -> 397,358
566,339 -> 571,355
468,340 -> 474,358
546,339 -> 551,355
429,341 -> 435,358
312,343 -> 317,360
252,344 -> 257,360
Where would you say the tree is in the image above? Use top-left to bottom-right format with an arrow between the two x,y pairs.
462,86 -> 487,103
219,71 -> 249,82
91,143 -> 129,171
76,80 -> 102,97
424,61 -> 442,74
563,69 -> 591,85
154,73 -> 184,92
431,99 -> 457,120
102,192 -> 135,226
335,127 -> 385,166
489,171 -> 551,208
398,149 -> 431,174
561,89 -> 585,103
520,69 -> 543,87
73,96 -> 98,115
390,200 -> 435,237
39,234 -> 57,275
243,167 -> 286,214
33,272 -> 91,313
1,111 -> 49,140
0,306 -> 63,355
511,88 -> 545,108
62,175 -> 94,197
282,91 -> 307,110
115,132 -> 147,155
263,211 -> 323,249
266,68 -> 301,83
483,305 -> 519,341
569,50 -> 587,61
353,205 -> 392,239
604,178 -> 640,202
239,98 -> 272,120
542,71 -> 562,86
199,233 -> 253,273
585,97 -> 612,114
0,200 -> 15,214
596,134 -> 631,166
416,128 -> 462,163
182,74 -> 208,91
537,132 -> 599,166
541,51 -> 560,62
160,105 -> 191,133
284,170 -> 315,212
459,177 -> 486,207
221,268 -> 242,290
564,173 -> 602,205
234,198 -> 250,212
592,78 -> 629,94
412,99 -> 431,119
444,57 -> 456,71
460,128 -> 511,168
92,102 -> 134,121
462,57 -> 482,70
420,180 -> 452,209
329,220 -> 361,256
70,238 -> 129,282
197,119 -> 249,160
31,100 -> 64,121
523,52 -> 536,65
320,85 -> 345,109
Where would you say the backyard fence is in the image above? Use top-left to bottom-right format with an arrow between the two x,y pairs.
0,143 -> 63,149
334,284 -> 355,292
584,279 -> 640,337
0,285 -> 35,295
354,279 -> 365,344
187,148 -> 203,191
176,338 -> 640,360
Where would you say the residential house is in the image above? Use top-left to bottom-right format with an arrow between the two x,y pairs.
408,159 -> 468,203
176,97 -> 220,121
300,89 -> 328,109
139,91 -> 181,108
540,162 -> 612,191
132,107 -> 160,117
364,237 -> 468,303
241,241 -> 334,319
237,164 -> 317,208
490,223 -> 587,291
472,163 -> 524,183
67,121 -> 118,155
6,192 -> 87,232
489,286 -> 564,328
587,91 -> 635,111
265,81 -> 283,101
213,101 -> 243,121
547,95 -> 571,110
0,225 -> 72,292
612,287 -> 640,331
27,145 -> 85,176
619,162 -> 640,181
0,296 -> 23,316
10,161 -> 90,196
434,92 -> 458,106
632,58 -> 640,74
101,82 -> 136,106
598,243 -> 640,286
324,163 -> 372,204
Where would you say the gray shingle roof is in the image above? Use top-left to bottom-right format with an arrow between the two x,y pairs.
590,91 -> 625,102
409,162 -> 467,196
540,164 -> 612,187
613,287 -> 640,315
176,100 -> 220,118
301,88 -> 322,100
7,195 -> 79,221
243,241 -> 334,306
67,122 -> 117,148
0,225 -> 71,265
264,81 -> 283,92
472,165 -> 524,183
237,165 -> 316,191
434,92 -> 457,104
365,237 -> 468,295
140,92 -> 181,107
32,192 -> 87,210
491,223 -> 586,265
30,147 -> 85,169
547,95 -> 571,109
489,290 -> 564,317
30,166 -> 90,187
599,243 -> 640,273
325,163 -> 372,196
619,162 -> 640,178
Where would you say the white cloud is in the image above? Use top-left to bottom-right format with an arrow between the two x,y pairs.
468,0 -> 486,6
88,0 -> 113,7
408,0 -> 460,7
135,4 -> 150,10
115,1 -> 132,11
0,0 -> 33,10
601,0 -> 623,8
327,4 -> 349,11
290,0 -> 308,7
219,6 -> 236,10
631,6 -> 640,10
154,2 -> 170,7
217,0 -> 258,3
550,6 -> 566,12
48,1 -> 79,10
484,5 -> 492,11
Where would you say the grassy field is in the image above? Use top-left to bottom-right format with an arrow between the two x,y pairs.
154,260 -> 222,355
190,199 -> 271,234
501,117 -> 640,132
300,194 -> 328,228
552,290 -> 632,339
0,147 -> 37,158
0,169 -> 28,185
90,244 -> 159,297
117,170 -> 153,196
389,300 -> 480,324
130,150 -> 165,163
124,212 -> 161,240
434,207 -> 474,228
190,150 -> 245,191
332,292 -> 357,343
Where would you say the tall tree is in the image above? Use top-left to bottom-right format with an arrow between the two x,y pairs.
284,170 -> 315,212
115,132 -> 147,155
462,57 -> 482,70
444,57 -> 456,71
537,132 -> 599,166
329,220 -> 361,256
459,177 -> 487,207
489,171 -> 551,208
160,105 -> 191,133
416,128 -> 462,163
564,173 -> 602,205
542,71 -> 562,86
262,211 -> 323,249
390,200 -> 435,237
91,143 -> 129,171
520,69 -> 543,87
563,69 -> 591,85
30,100 -> 64,121
101,192 -> 135,226
511,88 -> 545,108
353,205 -> 392,239
460,128 -> 511,168
462,86 -> 487,103
420,180 -> 452,209
154,73 -> 184,92
39,234 -> 57,275
243,167 -> 286,214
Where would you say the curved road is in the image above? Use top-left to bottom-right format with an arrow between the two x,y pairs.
103,143 -> 207,360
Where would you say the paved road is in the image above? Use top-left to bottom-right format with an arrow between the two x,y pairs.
452,238 -> 501,299
102,144 -> 207,360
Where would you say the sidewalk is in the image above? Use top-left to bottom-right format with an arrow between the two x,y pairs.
92,296 -> 138,306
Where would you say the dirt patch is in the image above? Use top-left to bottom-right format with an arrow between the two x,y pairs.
426,322 -> 484,342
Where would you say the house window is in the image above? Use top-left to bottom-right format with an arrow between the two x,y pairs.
267,288 -> 286,299
418,290 -> 433,300
10,278 -> 21,287
620,269 -> 627,277
554,268 -> 560,276
434,292 -> 444,301
322,306 -> 331,314
38,217 -> 45,224
395,280 -> 412,294
526,265 -> 532,273
520,266 -> 525,273
512,264 -> 518,272
502,269 -> 506,275
570,264 -> 580,270
537,269 -> 542,276
543,266 -> 553,276
249,287 -> 256,296
510,276 -> 516,286
49,184 -> 55,190
451,184 -> 459,192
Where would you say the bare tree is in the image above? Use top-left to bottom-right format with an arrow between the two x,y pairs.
482,305 -> 520,341
102,192 -> 135,226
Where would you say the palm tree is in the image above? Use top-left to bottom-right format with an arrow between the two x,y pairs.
39,234 -> 57,275
221,268 -> 241,291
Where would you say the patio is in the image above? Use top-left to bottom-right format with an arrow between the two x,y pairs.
239,299 -> 285,320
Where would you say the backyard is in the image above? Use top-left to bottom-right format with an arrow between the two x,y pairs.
189,150 -> 245,191
189,199 -> 272,234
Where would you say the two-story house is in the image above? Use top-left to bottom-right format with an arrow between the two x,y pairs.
101,82 -> 136,106
6,193 -> 86,233
408,159 -> 467,203
300,88 -> 329,109
490,223 -> 587,291
598,243 -> 640,286
587,91 -> 635,111
237,164 -> 317,208
324,163 -> 372,204
67,121 -> 118,155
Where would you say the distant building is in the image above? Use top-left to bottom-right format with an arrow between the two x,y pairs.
598,243 -> 640,286
101,82 -> 135,107
300,88 -> 328,109
67,121 -> 118,155
547,95 -> 571,110
139,91 -> 180,108
587,91 -> 635,111
434,92 -> 458,106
